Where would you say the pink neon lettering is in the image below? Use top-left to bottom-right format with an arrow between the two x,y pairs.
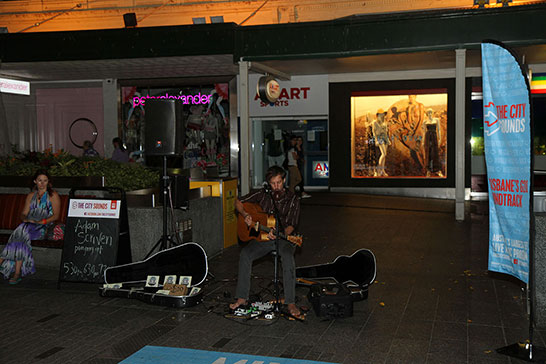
134,93 -> 212,106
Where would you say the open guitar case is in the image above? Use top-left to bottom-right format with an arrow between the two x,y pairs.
99,242 -> 208,308
296,249 -> 376,317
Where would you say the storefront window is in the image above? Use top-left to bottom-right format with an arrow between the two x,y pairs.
533,96 -> 546,156
120,84 -> 230,175
471,89 -> 546,156
351,91 -> 448,178
251,119 -> 328,188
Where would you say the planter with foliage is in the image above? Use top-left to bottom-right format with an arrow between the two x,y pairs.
0,148 -> 160,192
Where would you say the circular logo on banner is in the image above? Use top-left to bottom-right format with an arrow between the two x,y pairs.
257,76 -> 281,103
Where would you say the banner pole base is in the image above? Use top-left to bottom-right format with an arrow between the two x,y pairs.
497,342 -> 546,362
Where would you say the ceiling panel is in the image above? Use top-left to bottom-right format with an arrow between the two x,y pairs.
1,45 -> 545,83
0,54 -> 239,81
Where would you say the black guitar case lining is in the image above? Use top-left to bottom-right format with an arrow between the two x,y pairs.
135,290 -> 203,308
99,285 -> 204,308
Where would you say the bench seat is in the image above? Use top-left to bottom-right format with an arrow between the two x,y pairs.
0,193 -> 69,249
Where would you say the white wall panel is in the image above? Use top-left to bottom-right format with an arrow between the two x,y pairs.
35,88 -> 104,155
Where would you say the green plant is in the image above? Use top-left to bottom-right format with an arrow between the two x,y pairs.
0,146 -> 159,191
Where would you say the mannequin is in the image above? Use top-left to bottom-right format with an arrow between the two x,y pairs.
424,108 -> 442,176
205,84 -> 229,126
364,112 -> 377,177
372,109 -> 390,176
203,112 -> 219,160
406,94 -> 425,132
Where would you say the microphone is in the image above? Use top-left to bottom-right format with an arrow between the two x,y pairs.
262,181 -> 271,193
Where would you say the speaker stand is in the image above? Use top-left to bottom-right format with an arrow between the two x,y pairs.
145,155 -> 176,259
497,342 -> 546,362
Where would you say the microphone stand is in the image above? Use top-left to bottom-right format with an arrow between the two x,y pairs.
264,184 -> 282,314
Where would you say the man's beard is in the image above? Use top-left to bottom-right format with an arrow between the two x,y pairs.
271,189 -> 285,200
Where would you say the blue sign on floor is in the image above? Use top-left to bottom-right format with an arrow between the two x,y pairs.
120,346 -> 339,364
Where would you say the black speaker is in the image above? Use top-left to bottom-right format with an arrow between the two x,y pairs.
307,283 -> 353,318
144,99 -> 185,156
123,13 -> 137,28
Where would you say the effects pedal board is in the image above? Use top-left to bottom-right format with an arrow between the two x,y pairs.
251,301 -> 273,311
228,302 -> 275,320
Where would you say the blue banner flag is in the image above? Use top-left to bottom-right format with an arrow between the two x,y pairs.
482,42 -> 531,283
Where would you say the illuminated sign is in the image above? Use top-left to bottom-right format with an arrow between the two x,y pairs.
247,74 -> 328,117
0,77 -> 30,95
531,73 -> 546,94
133,93 -> 211,106
255,85 -> 307,106
257,75 -> 281,103
313,161 -> 329,178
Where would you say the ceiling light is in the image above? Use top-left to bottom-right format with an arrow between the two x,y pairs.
474,0 -> 489,8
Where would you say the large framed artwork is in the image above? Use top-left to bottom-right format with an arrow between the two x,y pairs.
351,90 -> 448,178
329,78 -> 469,189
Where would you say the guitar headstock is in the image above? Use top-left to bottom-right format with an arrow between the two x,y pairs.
288,234 -> 303,247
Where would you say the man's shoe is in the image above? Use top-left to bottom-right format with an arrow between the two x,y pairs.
301,192 -> 311,198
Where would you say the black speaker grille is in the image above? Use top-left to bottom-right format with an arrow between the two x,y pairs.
144,99 -> 185,156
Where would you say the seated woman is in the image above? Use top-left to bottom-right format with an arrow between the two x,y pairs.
0,170 -> 61,284
111,137 -> 130,163
82,140 -> 99,157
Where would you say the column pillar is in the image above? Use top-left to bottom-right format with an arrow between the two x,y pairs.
103,78 -> 118,159
455,49 -> 466,221
238,61 -> 251,196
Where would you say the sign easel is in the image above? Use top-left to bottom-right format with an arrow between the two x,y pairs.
58,187 -> 132,287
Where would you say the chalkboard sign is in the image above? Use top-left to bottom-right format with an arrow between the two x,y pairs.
59,188 -> 132,284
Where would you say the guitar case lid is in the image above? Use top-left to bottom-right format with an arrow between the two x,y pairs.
296,248 -> 376,289
104,242 -> 208,287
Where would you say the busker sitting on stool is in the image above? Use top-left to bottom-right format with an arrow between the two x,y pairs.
230,165 -> 301,317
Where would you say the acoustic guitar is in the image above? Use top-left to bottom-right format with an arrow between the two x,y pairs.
237,202 -> 303,247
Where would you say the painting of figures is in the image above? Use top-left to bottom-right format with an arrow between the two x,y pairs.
351,91 -> 448,178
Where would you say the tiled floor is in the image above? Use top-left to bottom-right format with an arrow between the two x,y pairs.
0,193 -> 541,363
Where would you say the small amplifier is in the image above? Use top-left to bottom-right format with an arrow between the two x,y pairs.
307,283 -> 353,318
